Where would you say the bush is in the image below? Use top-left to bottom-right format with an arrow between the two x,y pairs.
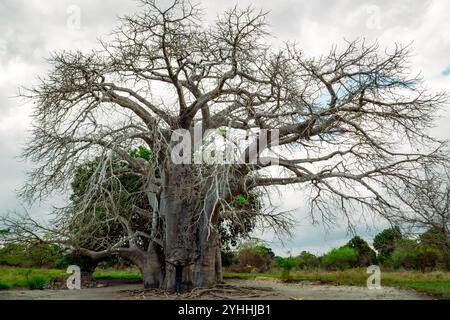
391,240 -> 442,272
322,247 -> 358,270
277,256 -> 297,281
415,246 -> 441,272
53,253 -> 98,273
26,276 -> 47,290
390,239 -> 418,269
419,228 -> 450,271
296,251 -> 320,270
221,250 -> 236,268
97,255 -> 134,270
346,236 -> 377,267
228,242 -> 274,273
373,227 -> 402,263
444,254 -> 450,271
420,228 -> 447,248
0,281 -> 11,290
0,243 -> 63,268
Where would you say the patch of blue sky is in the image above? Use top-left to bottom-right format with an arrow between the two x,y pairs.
442,67 -> 450,76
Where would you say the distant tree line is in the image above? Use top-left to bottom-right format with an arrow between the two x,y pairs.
221,227 -> 450,274
1,226 -> 448,274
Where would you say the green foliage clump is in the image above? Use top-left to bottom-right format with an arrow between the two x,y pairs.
0,281 -> 11,290
374,227 -> 449,271
26,276 -> 47,290
0,243 -> 63,268
390,239 -> 421,269
391,239 -> 442,272
0,267 -> 65,290
235,195 -> 247,205
129,145 -> 154,161
373,227 -> 402,263
276,254 -> 297,281
296,251 -> 320,270
419,228 -> 450,270
97,255 -> 134,270
221,250 -> 236,268
346,236 -> 377,266
53,253 -> 99,273
67,147 -> 155,255
227,242 -> 274,273
322,246 -> 358,270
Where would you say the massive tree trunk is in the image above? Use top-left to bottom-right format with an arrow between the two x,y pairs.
119,244 -> 165,289
121,164 -> 223,291
160,163 -> 221,291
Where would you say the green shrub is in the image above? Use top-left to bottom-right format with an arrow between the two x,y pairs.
390,239 -> 418,269
420,228 -> 448,248
419,228 -> 450,271
53,253 -> 98,273
98,255 -> 134,270
346,236 -> 377,266
277,255 -> 297,281
0,242 -> 63,268
221,250 -> 237,267
0,281 -> 11,290
296,251 -> 320,270
391,240 -> 442,272
373,227 -> 402,263
228,242 -> 274,273
322,247 -> 358,270
253,245 -> 275,260
415,246 -> 441,272
26,276 -> 47,290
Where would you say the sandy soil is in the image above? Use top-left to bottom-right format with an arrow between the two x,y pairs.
0,278 -> 432,300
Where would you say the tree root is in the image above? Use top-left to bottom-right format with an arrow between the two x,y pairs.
122,284 -> 275,300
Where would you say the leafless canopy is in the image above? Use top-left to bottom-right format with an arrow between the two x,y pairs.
1,0 -> 448,288
388,163 -> 450,249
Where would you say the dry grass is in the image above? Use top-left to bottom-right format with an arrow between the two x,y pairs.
224,269 -> 450,299
2,266 -> 449,299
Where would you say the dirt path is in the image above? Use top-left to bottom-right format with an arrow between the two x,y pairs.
0,278 -> 431,300
225,279 -> 431,300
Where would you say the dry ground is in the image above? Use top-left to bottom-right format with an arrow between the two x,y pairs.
0,277 -> 432,300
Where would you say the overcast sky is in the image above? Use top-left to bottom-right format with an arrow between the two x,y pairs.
1,0 -> 449,256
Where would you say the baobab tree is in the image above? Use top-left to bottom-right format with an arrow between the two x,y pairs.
2,0 -> 448,291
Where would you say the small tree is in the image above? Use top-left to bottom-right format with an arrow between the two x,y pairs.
390,238 -> 441,271
346,236 -> 377,266
373,227 -> 402,263
322,246 -> 358,270
0,242 -> 63,268
277,253 -> 297,281
419,228 -> 450,270
297,251 -> 320,270
229,241 -> 274,273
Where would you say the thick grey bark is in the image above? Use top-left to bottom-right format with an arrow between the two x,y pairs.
119,244 -> 165,289
159,164 -> 221,291
119,164 -> 222,291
